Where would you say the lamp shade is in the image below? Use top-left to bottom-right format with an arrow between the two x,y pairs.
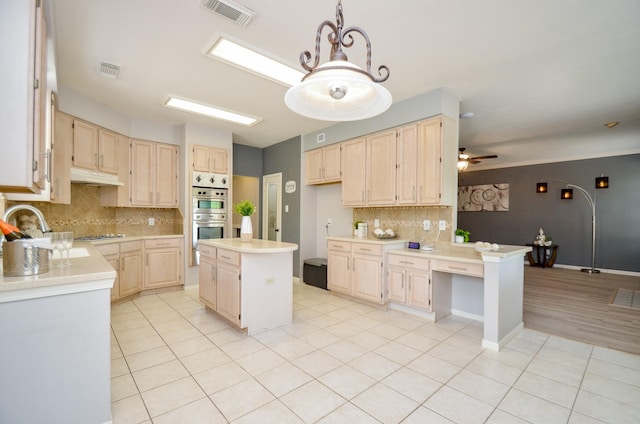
536,182 -> 548,193
595,175 -> 609,189
561,188 -> 573,199
285,61 -> 392,121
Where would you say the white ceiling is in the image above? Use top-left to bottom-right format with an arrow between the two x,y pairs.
50,0 -> 640,170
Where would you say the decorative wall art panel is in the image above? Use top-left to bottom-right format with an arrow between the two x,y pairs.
458,183 -> 509,211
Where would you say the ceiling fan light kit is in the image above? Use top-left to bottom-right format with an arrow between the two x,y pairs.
285,0 -> 391,121
457,147 -> 498,171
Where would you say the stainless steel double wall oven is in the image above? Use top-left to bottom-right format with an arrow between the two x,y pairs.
192,172 -> 228,264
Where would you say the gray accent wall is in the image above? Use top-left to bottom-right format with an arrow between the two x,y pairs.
233,144 -> 263,177
457,154 -> 640,272
263,136 -> 302,277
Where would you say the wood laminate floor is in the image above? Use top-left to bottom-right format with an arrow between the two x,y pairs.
523,266 -> 640,355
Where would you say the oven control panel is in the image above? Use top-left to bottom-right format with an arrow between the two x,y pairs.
192,171 -> 229,189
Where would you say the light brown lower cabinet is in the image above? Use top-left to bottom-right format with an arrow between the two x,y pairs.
198,244 -> 217,311
327,239 -> 390,305
215,249 -> 241,327
95,240 -> 143,302
387,253 -> 431,310
143,237 -> 183,290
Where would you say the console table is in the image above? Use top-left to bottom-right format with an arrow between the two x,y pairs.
526,244 -> 558,268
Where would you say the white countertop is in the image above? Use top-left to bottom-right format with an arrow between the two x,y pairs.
327,235 -> 409,245
0,242 -> 116,303
89,234 -> 183,245
199,238 -> 298,253
389,243 -> 532,264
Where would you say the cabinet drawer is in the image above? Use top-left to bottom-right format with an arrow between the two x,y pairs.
95,243 -> 118,256
120,240 -> 143,254
198,244 -> 216,258
352,243 -> 382,256
432,259 -> 483,277
144,237 -> 182,249
388,254 -> 429,270
328,241 -> 351,251
217,249 -> 240,266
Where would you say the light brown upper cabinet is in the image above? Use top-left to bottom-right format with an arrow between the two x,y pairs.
416,116 -> 457,206
130,139 -> 179,208
51,110 -> 73,204
366,129 -> 397,206
72,120 -> 119,174
341,137 -> 367,207
340,115 -> 457,207
192,145 -> 228,174
305,144 -> 341,185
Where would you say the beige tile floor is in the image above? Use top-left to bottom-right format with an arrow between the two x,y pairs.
111,281 -> 640,424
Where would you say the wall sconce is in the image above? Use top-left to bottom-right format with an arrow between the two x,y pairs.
534,175 -> 609,273
596,175 -> 609,189
561,188 -> 573,199
536,182 -> 548,193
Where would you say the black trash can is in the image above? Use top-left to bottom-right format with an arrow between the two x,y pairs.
303,258 -> 327,290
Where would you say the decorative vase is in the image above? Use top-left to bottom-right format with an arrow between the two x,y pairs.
455,235 -> 465,243
240,216 -> 253,242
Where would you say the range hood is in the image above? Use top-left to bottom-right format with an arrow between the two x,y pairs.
70,167 -> 124,186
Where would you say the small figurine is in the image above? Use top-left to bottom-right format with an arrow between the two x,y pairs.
534,227 -> 546,246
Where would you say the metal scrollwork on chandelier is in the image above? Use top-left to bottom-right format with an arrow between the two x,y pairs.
285,0 -> 392,121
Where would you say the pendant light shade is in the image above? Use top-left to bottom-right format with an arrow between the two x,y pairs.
285,1 -> 391,121
595,175 -> 609,189
536,182 -> 548,193
561,188 -> 573,199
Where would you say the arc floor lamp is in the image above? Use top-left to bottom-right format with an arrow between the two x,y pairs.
536,175 -> 609,273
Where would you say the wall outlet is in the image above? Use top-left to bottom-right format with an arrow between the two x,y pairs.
148,217 -> 155,226
327,218 -> 333,226
423,219 -> 430,231
374,219 -> 380,228
439,220 -> 447,230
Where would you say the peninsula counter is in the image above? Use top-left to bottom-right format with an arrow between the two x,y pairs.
0,242 -> 115,424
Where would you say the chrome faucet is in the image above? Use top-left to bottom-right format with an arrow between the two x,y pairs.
3,205 -> 52,234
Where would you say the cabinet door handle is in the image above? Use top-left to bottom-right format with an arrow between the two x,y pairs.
399,260 -> 414,265
94,153 -> 99,168
221,255 -> 231,260
360,248 -> 372,252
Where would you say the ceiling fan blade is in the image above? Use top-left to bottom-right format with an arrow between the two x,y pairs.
469,159 -> 481,164
469,155 -> 498,160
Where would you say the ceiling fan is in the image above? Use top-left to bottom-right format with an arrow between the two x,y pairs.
457,148 -> 498,171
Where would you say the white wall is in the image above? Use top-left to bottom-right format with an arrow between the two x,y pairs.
315,184 -> 353,258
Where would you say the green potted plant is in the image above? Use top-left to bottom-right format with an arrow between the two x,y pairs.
234,200 -> 255,242
455,228 -> 470,243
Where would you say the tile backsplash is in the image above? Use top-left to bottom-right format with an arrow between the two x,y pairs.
353,206 -> 454,243
6,185 -> 183,237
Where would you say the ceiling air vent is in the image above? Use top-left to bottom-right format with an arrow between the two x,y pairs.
99,61 -> 122,79
202,0 -> 257,26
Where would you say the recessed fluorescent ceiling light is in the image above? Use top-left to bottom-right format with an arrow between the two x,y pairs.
165,96 -> 261,126
207,37 -> 304,87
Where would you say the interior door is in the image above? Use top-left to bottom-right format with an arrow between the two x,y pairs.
262,173 -> 282,242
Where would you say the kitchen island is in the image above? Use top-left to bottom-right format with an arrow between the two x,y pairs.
0,242 -> 115,424
198,238 -> 298,334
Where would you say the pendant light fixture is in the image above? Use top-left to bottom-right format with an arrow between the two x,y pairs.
285,0 -> 392,121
